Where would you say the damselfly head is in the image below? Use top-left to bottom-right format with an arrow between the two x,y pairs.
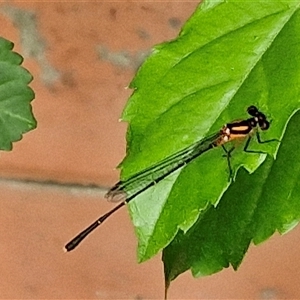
247,106 -> 270,130
256,111 -> 269,130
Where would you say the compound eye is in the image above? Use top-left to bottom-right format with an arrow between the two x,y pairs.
260,120 -> 270,130
247,105 -> 258,116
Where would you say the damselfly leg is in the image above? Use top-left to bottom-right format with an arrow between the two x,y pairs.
243,132 -> 280,154
221,145 -> 235,180
221,132 -> 280,180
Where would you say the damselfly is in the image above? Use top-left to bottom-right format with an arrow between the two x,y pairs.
65,105 -> 278,252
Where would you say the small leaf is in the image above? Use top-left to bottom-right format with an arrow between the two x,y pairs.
0,37 -> 36,150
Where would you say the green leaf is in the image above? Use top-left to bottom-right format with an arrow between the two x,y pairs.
118,0 -> 300,263
163,108 -> 300,283
0,37 -> 36,150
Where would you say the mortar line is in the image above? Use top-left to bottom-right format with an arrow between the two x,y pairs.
0,176 -> 110,197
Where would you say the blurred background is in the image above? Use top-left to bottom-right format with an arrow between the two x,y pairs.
0,1 -> 299,299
